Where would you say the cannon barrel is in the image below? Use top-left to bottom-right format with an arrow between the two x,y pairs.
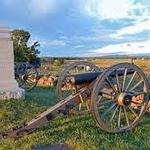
66,69 -> 134,85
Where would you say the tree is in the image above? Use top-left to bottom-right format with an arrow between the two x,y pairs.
11,30 -> 40,62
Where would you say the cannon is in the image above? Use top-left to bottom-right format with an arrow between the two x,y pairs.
0,61 -> 149,139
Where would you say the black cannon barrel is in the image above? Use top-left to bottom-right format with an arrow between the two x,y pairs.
67,69 -> 134,85
68,72 -> 102,85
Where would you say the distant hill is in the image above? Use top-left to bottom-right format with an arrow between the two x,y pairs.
40,54 -> 150,60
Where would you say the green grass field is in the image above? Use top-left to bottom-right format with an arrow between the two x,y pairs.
0,86 -> 150,150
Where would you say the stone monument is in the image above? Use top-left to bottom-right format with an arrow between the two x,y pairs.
0,27 -> 25,100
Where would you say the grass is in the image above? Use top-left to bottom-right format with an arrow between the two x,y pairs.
0,86 -> 150,150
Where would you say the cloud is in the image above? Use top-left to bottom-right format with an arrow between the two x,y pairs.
77,0 -> 134,19
90,1 -> 149,40
27,0 -> 59,18
111,19 -> 150,39
77,0 -> 150,20
85,40 -> 150,56
41,39 -> 66,47
108,2 -> 150,39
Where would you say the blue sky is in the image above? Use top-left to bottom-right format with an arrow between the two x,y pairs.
0,0 -> 150,57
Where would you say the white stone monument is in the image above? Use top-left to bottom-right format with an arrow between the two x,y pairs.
0,27 -> 25,100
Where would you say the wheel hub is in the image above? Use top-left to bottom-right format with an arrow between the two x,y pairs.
22,75 -> 27,80
117,93 -> 132,106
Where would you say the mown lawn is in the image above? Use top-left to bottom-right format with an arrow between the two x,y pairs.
0,86 -> 150,150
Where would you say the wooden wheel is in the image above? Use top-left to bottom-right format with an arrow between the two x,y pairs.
17,67 -> 39,91
91,63 -> 149,133
57,61 -> 100,113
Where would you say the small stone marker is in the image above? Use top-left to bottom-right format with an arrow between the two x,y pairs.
0,26 -> 24,100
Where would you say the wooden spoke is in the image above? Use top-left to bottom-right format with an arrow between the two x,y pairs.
122,106 -> 130,126
25,80 -> 32,85
128,106 -> 138,118
106,77 -> 118,94
98,99 -> 114,107
27,72 -> 36,76
115,70 -> 121,93
75,66 -> 79,73
101,103 -> 116,118
97,96 -> 102,105
131,92 -> 145,97
122,68 -> 127,92
118,106 -> 122,128
79,103 -> 82,111
130,80 -> 143,92
26,78 -> 35,83
100,91 -> 113,98
125,71 -> 137,91
109,105 -> 119,123
86,101 -> 90,111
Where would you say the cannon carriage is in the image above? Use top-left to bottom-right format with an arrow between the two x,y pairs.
0,61 -> 149,139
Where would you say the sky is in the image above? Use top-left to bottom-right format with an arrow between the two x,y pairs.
0,0 -> 150,57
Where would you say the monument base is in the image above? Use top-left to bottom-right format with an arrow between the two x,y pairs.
0,88 -> 25,100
